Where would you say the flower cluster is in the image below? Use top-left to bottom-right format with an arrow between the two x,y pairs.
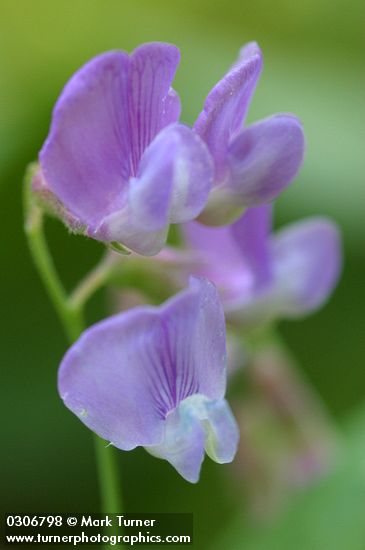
35,42 -> 341,482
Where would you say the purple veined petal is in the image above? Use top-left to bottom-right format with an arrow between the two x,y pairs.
40,43 -> 181,232
40,51 -> 131,227
163,88 -> 181,125
147,395 -> 239,483
95,124 -> 213,255
270,218 -> 342,316
160,277 -> 227,401
230,205 -> 273,289
194,42 -> 262,182
183,221 -> 255,303
227,114 -> 305,206
58,278 -> 227,456
59,306 -> 165,450
128,43 -> 181,174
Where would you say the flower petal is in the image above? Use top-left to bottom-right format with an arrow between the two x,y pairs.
270,218 -> 342,315
58,278 -> 226,452
128,42 -> 181,173
194,42 -> 262,181
146,395 -> 239,483
40,51 -> 131,226
230,205 -> 273,289
58,307 -> 166,450
203,398 -> 239,464
96,124 -> 213,255
40,43 -> 181,231
94,210 -> 169,256
184,206 -> 272,300
183,221 -> 255,302
132,124 -> 213,228
146,400 -> 206,483
158,277 -> 227,403
227,114 -> 305,205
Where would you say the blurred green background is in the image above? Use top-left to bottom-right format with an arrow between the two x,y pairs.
1,0 -> 364,548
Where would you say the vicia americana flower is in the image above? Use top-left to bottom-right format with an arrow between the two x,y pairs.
58,278 -> 239,483
184,206 -> 341,325
194,42 -> 305,225
36,43 -> 213,255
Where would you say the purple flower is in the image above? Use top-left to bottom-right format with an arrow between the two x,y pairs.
194,43 -> 305,225
58,278 -> 239,483
37,43 -> 213,255
184,206 -> 341,325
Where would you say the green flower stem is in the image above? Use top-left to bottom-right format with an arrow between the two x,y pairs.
23,170 -> 83,342
94,437 -> 123,514
23,167 -> 124,547
69,251 -> 123,311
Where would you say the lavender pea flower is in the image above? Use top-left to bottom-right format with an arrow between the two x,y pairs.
36,43 -> 213,255
58,278 -> 239,483
184,205 -> 341,325
195,43 -> 305,224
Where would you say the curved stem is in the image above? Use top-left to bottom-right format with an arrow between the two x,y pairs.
23,166 -> 124,546
70,252 -> 122,311
23,167 -> 83,342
